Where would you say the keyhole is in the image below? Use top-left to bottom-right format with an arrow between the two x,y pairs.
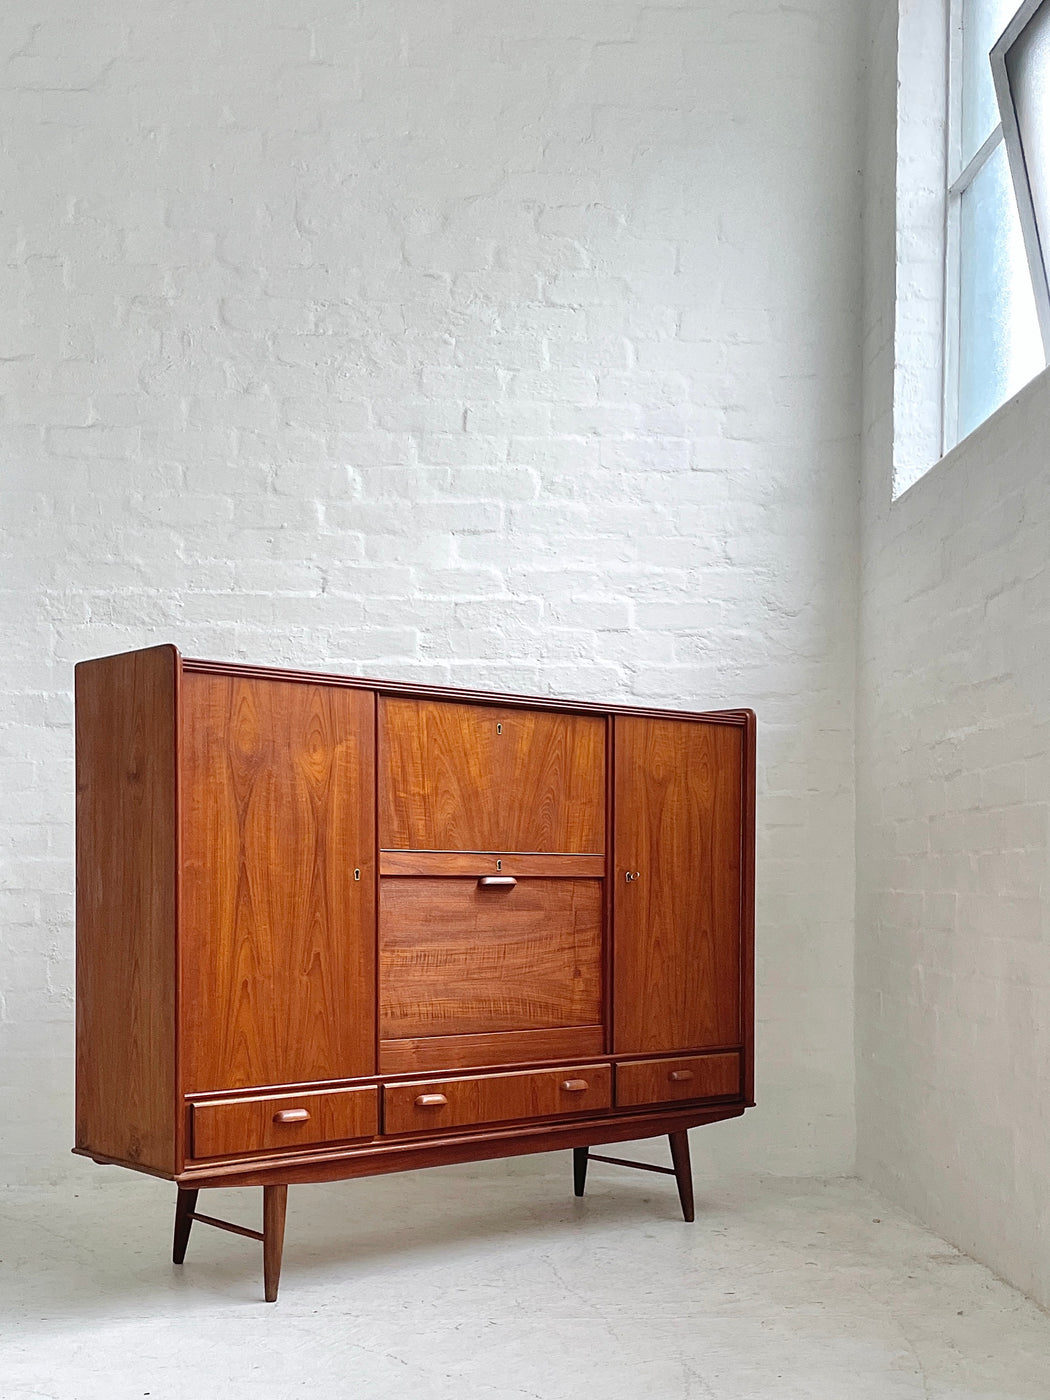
496,859 -> 502,871
354,869 -> 361,882
496,722 -> 502,734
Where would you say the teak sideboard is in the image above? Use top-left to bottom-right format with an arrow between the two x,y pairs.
74,644 -> 755,1301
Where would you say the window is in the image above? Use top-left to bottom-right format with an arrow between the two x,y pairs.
992,0 -> 1050,342
944,0 -> 1047,449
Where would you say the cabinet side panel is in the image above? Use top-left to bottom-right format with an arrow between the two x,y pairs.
180,675 -> 375,1093
613,716 -> 743,1055
75,646 -> 177,1173
741,710 -> 756,1106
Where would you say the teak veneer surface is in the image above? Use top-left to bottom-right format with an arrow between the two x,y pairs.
180,675 -> 376,1094
615,1052 -> 742,1108
379,697 -> 605,853
75,645 -> 177,1174
379,876 -> 602,1040
378,850 -> 605,878
175,1101 -> 744,1188
383,1064 -> 613,1135
191,1086 -> 379,1160
613,716 -> 743,1054
182,655 -> 751,726
379,1025 -> 605,1074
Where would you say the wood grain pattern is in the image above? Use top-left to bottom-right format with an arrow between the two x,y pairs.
615,1052 -> 741,1108
184,656 -> 750,728
379,1025 -> 604,1074
613,716 -> 743,1055
180,675 -> 375,1093
379,850 -> 604,878
380,877 -> 602,1039
191,1086 -> 379,1160
75,644 -> 178,1174
383,1064 -> 613,1135
379,697 -> 605,853
178,1102 -> 745,1188
263,1184 -> 287,1302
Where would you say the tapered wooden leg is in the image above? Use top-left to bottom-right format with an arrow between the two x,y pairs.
172,1187 -> 199,1264
573,1146 -> 589,1197
262,1185 -> 288,1303
668,1131 -> 694,1222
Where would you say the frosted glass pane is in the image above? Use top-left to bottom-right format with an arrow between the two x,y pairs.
957,139 -> 1044,441
962,0 -> 1019,166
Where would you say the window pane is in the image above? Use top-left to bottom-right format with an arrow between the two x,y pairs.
962,0 -> 1020,166
1004,0 -> 1050,309
957,139 -> 1044,441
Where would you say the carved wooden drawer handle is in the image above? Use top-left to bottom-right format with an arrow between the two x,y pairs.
560,1079 -> 589,1093
669,1070 -> 694,1083
415,1093 -> 448,1108
273,1108 -> 310,1124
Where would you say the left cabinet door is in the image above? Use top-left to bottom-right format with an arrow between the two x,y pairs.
180,675 -> 375,1094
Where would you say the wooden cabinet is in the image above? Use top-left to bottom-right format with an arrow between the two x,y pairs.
75,645 -> 755,1302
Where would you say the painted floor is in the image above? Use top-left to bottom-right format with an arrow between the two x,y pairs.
2,1156 -> 1049,1399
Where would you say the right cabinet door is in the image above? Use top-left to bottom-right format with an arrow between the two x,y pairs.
613,715 -> 743,1055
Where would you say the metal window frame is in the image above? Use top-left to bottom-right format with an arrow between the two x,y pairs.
990,0 -> 1050,353
943,0 -> 1010,449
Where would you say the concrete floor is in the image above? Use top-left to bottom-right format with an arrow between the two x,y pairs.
2,1153 -> 1049,1399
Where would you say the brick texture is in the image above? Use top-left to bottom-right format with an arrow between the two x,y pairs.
0,0 -> 862,1184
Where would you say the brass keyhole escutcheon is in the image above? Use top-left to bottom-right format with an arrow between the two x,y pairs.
354,868 -> 361,881
496,859 -> 502,870
496,722 -> 502,734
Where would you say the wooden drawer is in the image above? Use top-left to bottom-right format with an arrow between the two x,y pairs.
191,1085 -> 379,1160
383,1064 -> 612,1136
615,1053 -> 741,1109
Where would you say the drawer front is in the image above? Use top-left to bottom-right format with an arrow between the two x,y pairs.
191,1085 -> 379,1160
615,1053 -> 741,1109
383,1064 -> 612,1136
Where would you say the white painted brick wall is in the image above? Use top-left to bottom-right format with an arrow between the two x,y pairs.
860,0 -> 1050,1310
1,0 -> 862,1185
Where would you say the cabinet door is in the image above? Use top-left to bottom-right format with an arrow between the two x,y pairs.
180,675 -> 375,1093
379,697 -> 604,853
380,876 -> 603,1038
613,716 -> 742,1055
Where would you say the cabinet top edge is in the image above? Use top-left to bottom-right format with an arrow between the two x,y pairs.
79,646 -> 754,725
